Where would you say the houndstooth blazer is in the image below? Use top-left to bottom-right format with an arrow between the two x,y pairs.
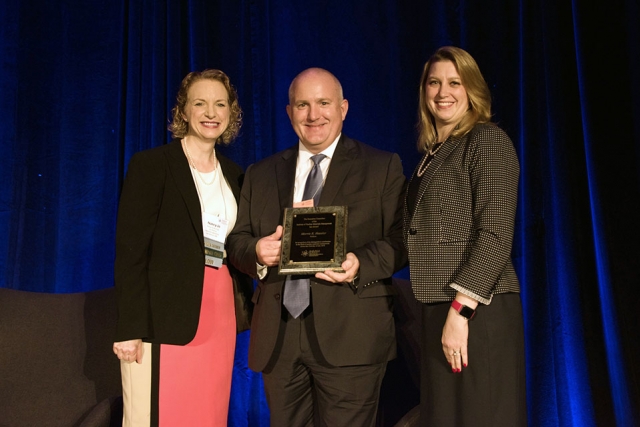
403,123 -> 520,305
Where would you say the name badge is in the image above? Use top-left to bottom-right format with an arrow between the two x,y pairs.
203,213 -> 228,268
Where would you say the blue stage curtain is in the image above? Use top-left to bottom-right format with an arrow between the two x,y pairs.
1,0 -> 639,426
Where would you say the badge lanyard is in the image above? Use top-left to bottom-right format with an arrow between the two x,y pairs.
203,213 -> 228,268
192,165 -> 229,268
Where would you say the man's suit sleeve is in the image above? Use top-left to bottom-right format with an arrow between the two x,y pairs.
351,152 -> 407,289
227,163 -> 261,278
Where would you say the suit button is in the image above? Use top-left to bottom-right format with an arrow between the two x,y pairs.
274,294 -> 281,300
409,228 -> 417,235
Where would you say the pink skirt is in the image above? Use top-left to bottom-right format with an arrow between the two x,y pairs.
158,265 -> 236,426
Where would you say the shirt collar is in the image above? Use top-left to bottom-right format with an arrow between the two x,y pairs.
297,133 -> 341,162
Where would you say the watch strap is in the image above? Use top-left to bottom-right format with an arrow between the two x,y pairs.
451,299 -> 476,320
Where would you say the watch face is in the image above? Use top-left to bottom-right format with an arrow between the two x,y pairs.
459,306 -> 475,319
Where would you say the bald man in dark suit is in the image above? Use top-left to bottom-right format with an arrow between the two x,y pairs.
227,68 -> 406,426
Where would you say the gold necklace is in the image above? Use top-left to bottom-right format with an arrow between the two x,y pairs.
416,142 -> 443,177
182,138 -> 217,185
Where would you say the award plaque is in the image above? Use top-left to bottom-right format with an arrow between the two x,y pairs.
278,206 -> 348,275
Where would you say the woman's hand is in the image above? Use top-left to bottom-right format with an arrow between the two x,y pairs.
442,308 -> 469,372
442,293 -> 478,372
113,339 -> 144,364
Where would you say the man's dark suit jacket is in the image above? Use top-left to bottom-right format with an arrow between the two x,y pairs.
227,135 -> 407,371
114,139 -> 253,345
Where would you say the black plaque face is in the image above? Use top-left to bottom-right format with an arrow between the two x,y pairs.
279,206 -> 347,275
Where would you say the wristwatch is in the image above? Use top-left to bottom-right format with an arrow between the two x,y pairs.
451,300 -> 476,320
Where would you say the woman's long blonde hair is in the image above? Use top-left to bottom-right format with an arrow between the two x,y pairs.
417,46 -> 492,152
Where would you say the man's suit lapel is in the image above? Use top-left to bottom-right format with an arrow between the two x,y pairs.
275,146 -> 297,210
166,140 -> 204,247
320,135 -> 354,206
275,136 -> 354,209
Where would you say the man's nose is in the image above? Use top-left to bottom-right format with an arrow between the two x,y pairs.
307,104 -> 320,120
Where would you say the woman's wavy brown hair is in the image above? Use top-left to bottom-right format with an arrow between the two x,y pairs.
168,69 -> 243,145
417,46 -> 492,152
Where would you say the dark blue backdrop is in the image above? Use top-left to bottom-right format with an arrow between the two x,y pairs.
2,0 -> 639,426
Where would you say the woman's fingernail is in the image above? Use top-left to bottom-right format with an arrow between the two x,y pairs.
463,363 -> 467,368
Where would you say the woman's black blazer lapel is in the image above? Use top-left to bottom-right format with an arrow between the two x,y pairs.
217,149 -> 243,201
166,140 -> 204,248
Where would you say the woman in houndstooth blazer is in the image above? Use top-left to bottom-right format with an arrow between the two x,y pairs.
403,46 -> 527,426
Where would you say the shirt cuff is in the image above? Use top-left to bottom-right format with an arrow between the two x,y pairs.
256,262 -> 268,280
449,282 -> 491,305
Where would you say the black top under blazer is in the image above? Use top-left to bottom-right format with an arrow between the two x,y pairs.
403,123 -> 520,305
227,135 -> 407,371
114,139 -> 253,345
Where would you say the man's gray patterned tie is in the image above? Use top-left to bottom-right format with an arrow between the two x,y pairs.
283,154 -> 327,318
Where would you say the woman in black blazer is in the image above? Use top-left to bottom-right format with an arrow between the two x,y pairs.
403,47 -> 527,426
112,69 -> 252,427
